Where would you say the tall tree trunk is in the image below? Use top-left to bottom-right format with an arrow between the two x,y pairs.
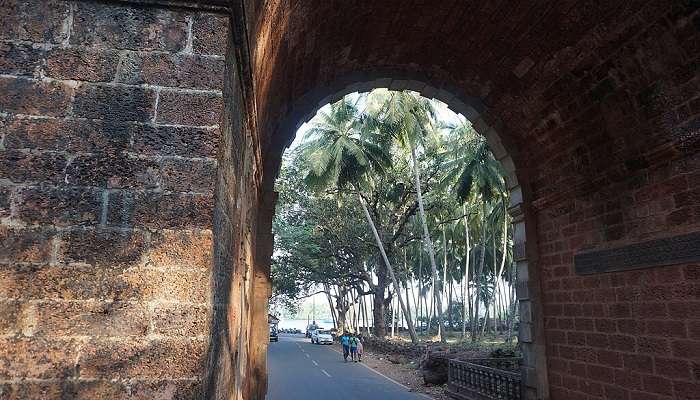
471,202 -> 487,342
402,250 -> 414,332
482,304 -> 490,336
495,206 -> 509,335
448,278 -> 454,332
324,284 -> 337,329
371,268 -> 389,336
427,276 -> 433,333
391,290 -> 396,338
347,291 -> 352,332
410,145 -> 445,343
499,280 -> 508,334
506,262 -> 518,344
352,289 -> 359,332
481,228 -> 497,338
461,204 -> 471,340
363,294 -> 372,335
417,246 -> 423,334
483,229 -> 496,337
372,291 -> 385,337
442,226 -> 449,334
411,273 -> 419,333
369,292 -> 374,336
493,282 -> 502,335
359,294 -> 365,333
335,286 -> 348,335
357,190 -> 418,343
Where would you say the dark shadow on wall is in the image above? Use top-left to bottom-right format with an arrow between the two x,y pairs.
203,12 -> 241,399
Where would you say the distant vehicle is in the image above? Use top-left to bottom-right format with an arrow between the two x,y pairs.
305,323 -> 319,338
311,329 -> 333,345
270,327 -> 278,342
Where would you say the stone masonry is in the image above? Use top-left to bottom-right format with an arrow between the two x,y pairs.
0,1 -> 227,398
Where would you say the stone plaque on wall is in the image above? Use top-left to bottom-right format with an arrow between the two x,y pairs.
574,231 -> 700,275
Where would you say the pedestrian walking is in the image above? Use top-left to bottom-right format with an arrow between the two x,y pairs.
350,333 -> 359,362
356,335 -> 363,362
340,332 -> 350,362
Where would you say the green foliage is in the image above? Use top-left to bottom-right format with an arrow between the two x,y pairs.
299,97 -> 391,192
271,89 -> 517,341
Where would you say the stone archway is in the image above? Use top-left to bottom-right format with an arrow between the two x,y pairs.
256,75 -> 549,399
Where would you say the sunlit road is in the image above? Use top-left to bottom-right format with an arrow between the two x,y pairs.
267,334 -> 429,400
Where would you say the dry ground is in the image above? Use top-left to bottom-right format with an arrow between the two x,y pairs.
352,348 -> 450,400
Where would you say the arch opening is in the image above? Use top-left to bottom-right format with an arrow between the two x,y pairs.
262,84 -> 548,399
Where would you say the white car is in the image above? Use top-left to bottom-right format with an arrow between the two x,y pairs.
311,329 -> 334,345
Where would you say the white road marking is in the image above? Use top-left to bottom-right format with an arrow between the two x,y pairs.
312,360 -> 318,366
321,369 -> 331,377
305,353 -> 310,358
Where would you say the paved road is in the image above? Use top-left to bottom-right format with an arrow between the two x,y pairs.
267,334 -> 428,400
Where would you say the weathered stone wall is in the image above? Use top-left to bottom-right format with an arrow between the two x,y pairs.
202,8 -> 272,397
0,1 -> 227,397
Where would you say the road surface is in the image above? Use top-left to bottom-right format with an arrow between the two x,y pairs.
267,334 -> 429,400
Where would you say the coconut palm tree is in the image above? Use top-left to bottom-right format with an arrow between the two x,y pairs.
299,97 -> 419,343
440,121 -> 506,340
366,89 -> 447,343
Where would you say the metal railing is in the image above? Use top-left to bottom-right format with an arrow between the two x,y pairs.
447,358 -> 522,400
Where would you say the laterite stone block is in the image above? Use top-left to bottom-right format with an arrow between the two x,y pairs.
45,48 -> 121,82
147,229 -> 213,269
78,338 -> 206,379
0,337 -> 80,379
71,2 -> 187,52
0,227 -> 54,263
17,187 -> 103,227
65,153 -> 160,189
72,85 -> 156,122
59,229 -> 146,266
3,117 -> 131,153
131,125 -> 220,158
0,77 -> 72,117
155,90 -> 223,126
34,301 -> 149,337
192,13 -> 228,55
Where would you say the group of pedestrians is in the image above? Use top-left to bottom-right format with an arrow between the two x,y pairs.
340,332 -> 363,362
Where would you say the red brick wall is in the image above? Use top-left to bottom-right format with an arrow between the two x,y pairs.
249,0 -> 700,399
0,1 -> 227,397
531,3 -> 700,399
